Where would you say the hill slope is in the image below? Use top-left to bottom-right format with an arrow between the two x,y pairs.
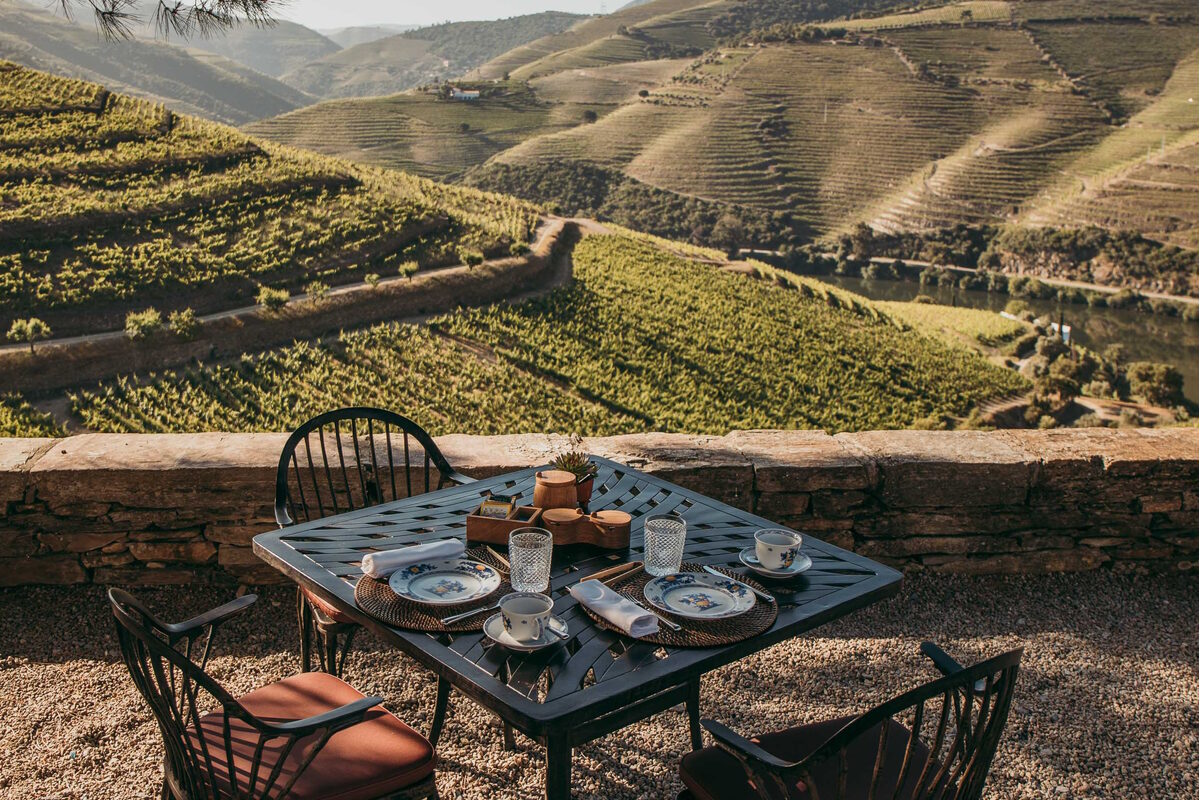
68,232 -> 1026,435
282,13 -> 586,99
0,62 -> 539,338
250,0 -> 1197,265
0,0 -> 314,125
185,20 -> 341,78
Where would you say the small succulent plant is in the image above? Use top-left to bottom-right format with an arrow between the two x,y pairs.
552,438 -> 598,484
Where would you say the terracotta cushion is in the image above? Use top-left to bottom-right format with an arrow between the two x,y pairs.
190,671 -> 434,800
303,585 -> 357,624
680,715 -> 935,800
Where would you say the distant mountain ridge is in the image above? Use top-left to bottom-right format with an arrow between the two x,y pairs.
0,0 -> 313,124
321,25 -> 422,49
281,11 -> 586,99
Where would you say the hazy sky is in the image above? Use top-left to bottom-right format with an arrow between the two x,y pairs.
276,0 -> 610,30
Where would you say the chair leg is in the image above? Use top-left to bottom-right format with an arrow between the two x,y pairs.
502,721 -> 518,751
159,779 -> 171,800
429,676 -> 451,747
297,587 -> 313,673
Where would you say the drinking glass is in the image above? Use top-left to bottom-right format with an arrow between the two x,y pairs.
643,515 -> 686,577
508,527 -> 553,592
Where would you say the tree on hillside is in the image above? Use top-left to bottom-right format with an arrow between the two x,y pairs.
59,0 -> 279,40
7,318 -> 52,354
710,214 -> 745,257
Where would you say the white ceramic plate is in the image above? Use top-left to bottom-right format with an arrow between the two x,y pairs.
739,547 -> 812,578
642,572 -> 756,620
387,558 -> 501,606
483,613 -> 568,651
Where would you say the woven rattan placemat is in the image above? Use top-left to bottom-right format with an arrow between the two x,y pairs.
578,562 -> 778,648
354,547 -> 511,633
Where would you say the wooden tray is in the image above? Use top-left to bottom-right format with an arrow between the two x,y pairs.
465,504 -> 544,545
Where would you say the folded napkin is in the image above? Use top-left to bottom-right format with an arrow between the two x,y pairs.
569,580 -> 659,638
361,538 -> 465,579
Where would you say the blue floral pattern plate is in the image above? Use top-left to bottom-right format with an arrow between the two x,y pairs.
387,558 -> 501,605
739,547 -> 813,578
642,572 -> 756,620
483,613 -> 568,651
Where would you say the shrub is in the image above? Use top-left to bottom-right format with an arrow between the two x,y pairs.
257,286 -> 289,311
581,109 -> 598,123
1072,413 -> 1107,428
304,280 -> 330,304
912,294 -> 935,304
364,273 -> 381,288
510,241 -> 531,256
168,308 -> 200,340
1003,299 -> 1029,316
1117,409 -> 1143,428
6,317 -> 51,354
1037,414 -> 1058,429
460,250 -> 485,267
399,261 -> 419,279
637,89 -> 649,98
1125,361 -> 1185,407
125,308 -> 163,340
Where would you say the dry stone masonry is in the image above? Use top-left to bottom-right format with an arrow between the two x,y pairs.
0,429 -> 1195,586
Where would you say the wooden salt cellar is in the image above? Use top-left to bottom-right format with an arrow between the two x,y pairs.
541,507 -> 632,549
532,470 -> 579,510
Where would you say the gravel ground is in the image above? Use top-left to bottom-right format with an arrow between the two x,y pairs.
0,572 -> 1195,800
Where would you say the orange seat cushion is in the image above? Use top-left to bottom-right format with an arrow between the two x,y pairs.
303,585 -> 357,624
191,671 -> 434,800
680,715 -> 935,800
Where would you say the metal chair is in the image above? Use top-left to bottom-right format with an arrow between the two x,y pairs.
274,406 -> 475,746
678,642 -> 1022,800
109,588 -> 439,800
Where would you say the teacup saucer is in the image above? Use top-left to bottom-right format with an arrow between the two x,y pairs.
483,613 -> 568,652
739,547 -> 812,578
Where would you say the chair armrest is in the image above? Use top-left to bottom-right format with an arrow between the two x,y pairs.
165,595 -> 257,637
266,696 -> 385,737
701,720 -> 794,770
447,469 -> 476,485
921,641 -> 986,692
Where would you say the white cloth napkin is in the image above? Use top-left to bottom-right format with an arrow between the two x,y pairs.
569,580 -> 659,638
361,538 -> 464,579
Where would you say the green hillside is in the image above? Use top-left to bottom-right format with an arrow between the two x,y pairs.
0,62 -> 539,338
66,232 -> 1026,436
0,0 -> 314,125
249,0 -> 1197,271
246,81 -> 607,181
282,13 -> 586,99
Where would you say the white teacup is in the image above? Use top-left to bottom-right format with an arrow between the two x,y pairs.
755,529 -> 802,571
499,592 -> 553,642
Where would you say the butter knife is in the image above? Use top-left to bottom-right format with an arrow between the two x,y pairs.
703,565 -> 774,604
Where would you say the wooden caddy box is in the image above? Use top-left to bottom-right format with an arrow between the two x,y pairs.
465,504 -> 631,550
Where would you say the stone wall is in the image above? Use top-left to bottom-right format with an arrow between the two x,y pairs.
0,220 -> 575,394
0,428 -> 1195,586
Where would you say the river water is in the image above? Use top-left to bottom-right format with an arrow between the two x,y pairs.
813,274 -> 1199,403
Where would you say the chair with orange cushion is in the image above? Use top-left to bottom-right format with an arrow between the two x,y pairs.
274,407 -> 476,680
678,643 -> 1022,800
109,588 -> 439,800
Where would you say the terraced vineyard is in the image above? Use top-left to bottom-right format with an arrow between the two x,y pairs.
0,62 -> 538,337
249,0 -> 1196,262
64,232 -> 1025,435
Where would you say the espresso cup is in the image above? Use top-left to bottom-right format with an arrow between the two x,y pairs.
499,592 -> 553,642
755,529 -> 802,570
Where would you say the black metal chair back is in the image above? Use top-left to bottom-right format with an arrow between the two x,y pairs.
274,406 -> 468,527
108,588 -> 328,800
704,646 -> 1023,800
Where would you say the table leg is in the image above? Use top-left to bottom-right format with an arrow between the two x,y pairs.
429,676 -> 451,747
546,737 -> 572,800
687,678 -> 702,751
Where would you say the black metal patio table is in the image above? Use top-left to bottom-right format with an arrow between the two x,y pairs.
253,455 -> 902,799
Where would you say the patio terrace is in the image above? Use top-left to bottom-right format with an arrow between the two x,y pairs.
0,427 -> 1195,798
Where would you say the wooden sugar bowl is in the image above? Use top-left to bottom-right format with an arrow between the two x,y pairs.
532,470 -> 579,510
542,507 -> 632,550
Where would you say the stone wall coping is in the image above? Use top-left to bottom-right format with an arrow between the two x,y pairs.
4,428 -> 1196,482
